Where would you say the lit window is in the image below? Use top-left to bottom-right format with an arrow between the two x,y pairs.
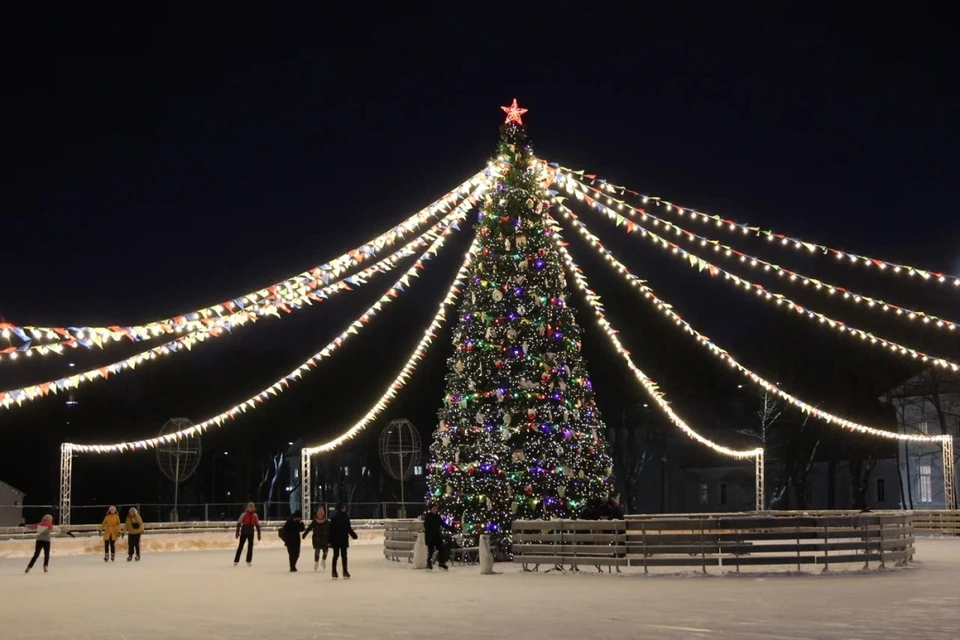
414,465 -> 423,476
342,467 -> 349,478
719,483 -> 728,506
918,422 -> 929,435
919,464 -> 933,503
876,478 -> 885,502
700,483 -> 708,505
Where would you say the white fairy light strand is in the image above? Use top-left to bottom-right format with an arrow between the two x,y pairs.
553,188 -> 960,373
554,171 -> 960,334
304,233 -> 483,455
62,194 -> 484,454
553,204 -> 949,444
549,222 -> 761,460
0,203 -> 479,410
548,163 -> 960,288
0,170 -> 486,360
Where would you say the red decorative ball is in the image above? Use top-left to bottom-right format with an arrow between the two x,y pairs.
524,485 -> 534,495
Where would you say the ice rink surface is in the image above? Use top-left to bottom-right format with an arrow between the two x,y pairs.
3,538 -> 960,639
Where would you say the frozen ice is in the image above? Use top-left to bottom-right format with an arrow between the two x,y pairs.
2,538 -> 959,639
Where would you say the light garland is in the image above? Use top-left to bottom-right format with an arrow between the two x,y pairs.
0,203 -> 480,410
304,234 -> 482,455
63,188 -> 486,454
552,194 -> 960,373
554,171 -> 960,334
548,221 -> 761,460
548,163 -> 960,288
0,170 -> 487,360
552,205 -> 950,444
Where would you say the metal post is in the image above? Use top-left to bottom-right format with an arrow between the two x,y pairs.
59,443 -> 73,525
755,450 -> 765,512
398,426 -> 405,519
301,449 -> 312,519
942,438 -> 956,510
173,442 -> 181,523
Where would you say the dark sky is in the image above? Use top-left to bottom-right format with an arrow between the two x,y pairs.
2,5 -> 958,506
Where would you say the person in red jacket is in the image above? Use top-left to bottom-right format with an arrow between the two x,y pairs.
233,502 -> 261,566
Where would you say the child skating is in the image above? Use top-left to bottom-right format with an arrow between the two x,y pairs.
99,506 -> 121,562
124,507 -> 144,561
233,502 -> 261,566
24,515 -> 56,574
302,507 -> 331,571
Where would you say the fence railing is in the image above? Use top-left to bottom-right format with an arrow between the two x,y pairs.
384,519 -> 422,562
512,513 -> 915,573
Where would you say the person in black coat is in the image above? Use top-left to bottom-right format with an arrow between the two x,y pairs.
280,511 -> 305,572
328,503 -> 357,579
422,503 -> 451,570
302,507 -> 331,571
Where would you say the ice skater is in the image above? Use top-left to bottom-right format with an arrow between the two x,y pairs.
125,507 -> 145,561
423,503 -> 451,571
24,515 -> 56,574
99,506 -> 121,562
329,503 -> 357,579
280,511 -> 305,572
303,506 -> 331,571
234,502 -> 261,566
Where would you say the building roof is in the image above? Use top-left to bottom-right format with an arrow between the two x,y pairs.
0,480 -> 25,496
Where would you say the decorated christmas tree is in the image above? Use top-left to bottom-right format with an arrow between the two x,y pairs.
427,101 -> 614,554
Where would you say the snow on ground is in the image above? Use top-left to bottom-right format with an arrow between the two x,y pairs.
2,538 -> 960,640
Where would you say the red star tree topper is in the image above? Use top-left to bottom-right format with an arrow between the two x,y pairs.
501,98 -> 528,125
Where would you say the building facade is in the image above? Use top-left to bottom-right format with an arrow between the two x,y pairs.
0,480 -> 25,527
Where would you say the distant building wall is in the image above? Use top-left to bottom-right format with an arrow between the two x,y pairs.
0,481 -> 25,527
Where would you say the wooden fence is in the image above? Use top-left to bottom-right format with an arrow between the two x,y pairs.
384,519 -> 421,562
513,513 -> 915,573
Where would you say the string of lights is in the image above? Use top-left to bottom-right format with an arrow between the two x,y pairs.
63,193 -> 485,454
553,171 -> 960,334
551,196 -> 960,373
304,234 -> 482,455
1,170 -> 487,360
552,204 -> 950,444
0,199 -> 479,366
7,200 -> 477,413
547,162 -> 960,288
549,220 -> 761,460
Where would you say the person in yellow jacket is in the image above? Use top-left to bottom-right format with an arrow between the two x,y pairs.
99,506 -> 122,562
124,507 -> 145,562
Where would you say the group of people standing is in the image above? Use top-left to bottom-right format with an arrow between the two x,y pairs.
274,504 -> 358,577
23,506 -> 144,574
98,506 -> 145,562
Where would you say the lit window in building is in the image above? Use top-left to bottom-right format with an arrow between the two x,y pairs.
919,464 -> 933,503
700,483 -> 708,505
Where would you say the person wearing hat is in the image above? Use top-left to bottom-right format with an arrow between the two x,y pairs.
124,507 -> 145,562
279,510 -> 305,572
99,506 -> 122,562
24,514 -> 57,574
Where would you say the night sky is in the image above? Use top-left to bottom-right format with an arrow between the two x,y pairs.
2,5 -> 958,508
